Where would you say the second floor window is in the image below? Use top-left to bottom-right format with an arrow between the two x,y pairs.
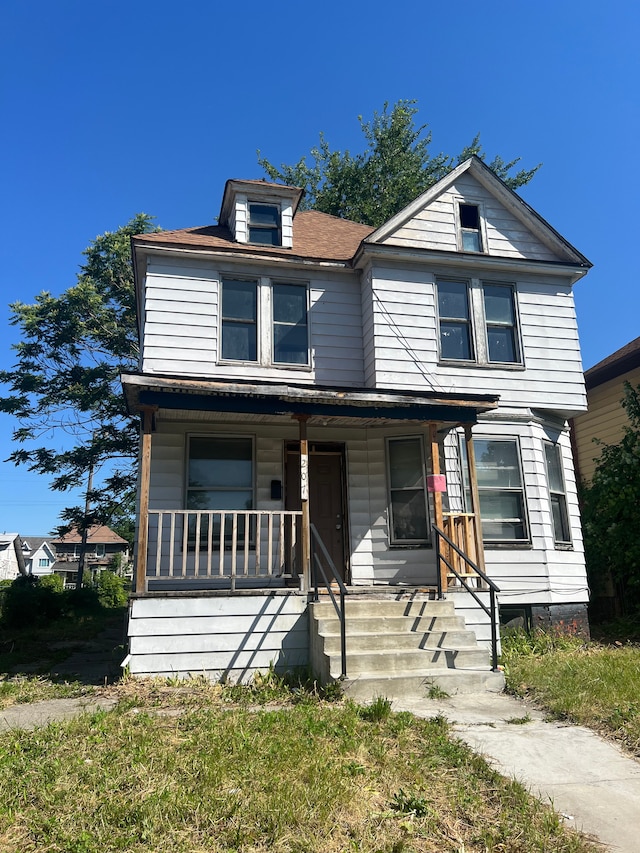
221,279 -> 309,367
221,279 -> 258,362
437,279 -> 521,366
38,558 -> 50,568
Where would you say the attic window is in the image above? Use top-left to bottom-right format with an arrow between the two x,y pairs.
459,204 -> 483,252
248,203 -> 281,246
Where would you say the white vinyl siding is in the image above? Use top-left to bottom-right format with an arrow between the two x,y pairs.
382,173 -> 561,261
365,264 -> 586,417
142,258 -> 364,386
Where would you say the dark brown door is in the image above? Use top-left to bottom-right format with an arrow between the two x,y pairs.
286,447 -> 347,581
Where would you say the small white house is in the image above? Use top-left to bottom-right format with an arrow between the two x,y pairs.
122,158 -> 592,695
0,534 -> 26,581
22,537 -> 57,577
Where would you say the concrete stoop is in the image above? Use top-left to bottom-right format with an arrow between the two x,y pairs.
310,597 -> 504,702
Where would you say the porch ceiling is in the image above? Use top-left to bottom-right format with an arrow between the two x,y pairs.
121,372 -> 499,426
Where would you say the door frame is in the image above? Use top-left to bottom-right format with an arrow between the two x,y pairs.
284,441 -> 350,583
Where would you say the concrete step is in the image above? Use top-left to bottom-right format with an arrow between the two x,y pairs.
329,649 -> 451,677
311,598 -> 456,619
341,669 -> 505,702
313,614 -> 466,636
320,629 -> 480,654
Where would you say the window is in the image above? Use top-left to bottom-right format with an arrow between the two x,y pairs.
248,203 -> 281,245
459,203 -> 483,252
387,437 -> 430,545
187,436 -> 253,512
95,544 -> 106,558
437,279 -> 521,366
464,438 -> 528,543
272,283 -> 309,364
483,284 -> 519,363
437,280 -> 473,361
220,279 -> 309,367
544,443 -> 571,545
38,558 -> 50,568
187,436 -> 254,544
221,279 -> 257,362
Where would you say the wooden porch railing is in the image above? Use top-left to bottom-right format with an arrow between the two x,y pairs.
140,510 -> 303,593
441,512 -> 483,590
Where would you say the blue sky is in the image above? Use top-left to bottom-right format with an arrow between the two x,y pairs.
0,0 -> 638,534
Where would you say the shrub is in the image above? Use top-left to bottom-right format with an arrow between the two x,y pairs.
0,575 -> 64,627
38,573 -> 64,593
96,570 -> 128,608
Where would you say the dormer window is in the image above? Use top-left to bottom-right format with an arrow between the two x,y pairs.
459,203 -> 483,252
248,203 -> 281,246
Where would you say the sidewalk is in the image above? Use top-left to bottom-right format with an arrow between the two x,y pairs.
395,692 -> 640,853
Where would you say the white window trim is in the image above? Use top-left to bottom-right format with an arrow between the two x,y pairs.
218,276 -> 311,370
543,441 -> 573,548
436,277 -> 523,368
464,434 -> 531,546
385,435 -> 431,547
185,433 -> 256,512
455,197 -> 488,254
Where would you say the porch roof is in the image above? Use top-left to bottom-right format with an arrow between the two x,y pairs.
121,373 -> 499,426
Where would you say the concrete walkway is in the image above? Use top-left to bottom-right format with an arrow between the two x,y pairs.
1,689 -> 639,851
395,692 -> 640,853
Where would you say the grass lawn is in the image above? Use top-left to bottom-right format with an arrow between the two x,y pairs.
0,606 -> 127,709
0,680 -> 599,853
501,629 -> 640,756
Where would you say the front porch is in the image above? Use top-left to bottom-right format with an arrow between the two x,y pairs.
124,373 -> 502,691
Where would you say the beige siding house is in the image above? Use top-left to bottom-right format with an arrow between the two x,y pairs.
571,336 -> 640,484
123,158 -> 592,694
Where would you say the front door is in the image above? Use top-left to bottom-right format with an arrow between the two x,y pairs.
285,444 -> 347,581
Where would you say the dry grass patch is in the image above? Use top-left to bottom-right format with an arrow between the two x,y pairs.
502,630 -> 640,756
0,690 -> 599,853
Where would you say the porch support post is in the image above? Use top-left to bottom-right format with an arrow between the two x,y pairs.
429,423 -> 447,595
296,415 -> 311,592
464,423 -> 486,573
136,406 -> 155,594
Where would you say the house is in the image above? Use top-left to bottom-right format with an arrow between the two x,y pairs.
122,157 -> 592,695
571,335 -> 640,484
22,537 -> 57,577
51,525 -> 130,586
0,534 -> 26,581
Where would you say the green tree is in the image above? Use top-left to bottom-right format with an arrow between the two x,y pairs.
0,214 -> 158,531
581,382 -> 640,614
258,100 -> 540,228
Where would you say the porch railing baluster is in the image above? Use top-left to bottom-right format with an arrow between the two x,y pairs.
255,512 -> 262,575
218,512 -> 225,577
155,512 -> 163,578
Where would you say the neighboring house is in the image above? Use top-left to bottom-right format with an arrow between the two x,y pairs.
122,156 -> 592,693
22,537 -> 57,577
0,534 -> 26,580
51,525 -> 130,586
571,335 -> 640,485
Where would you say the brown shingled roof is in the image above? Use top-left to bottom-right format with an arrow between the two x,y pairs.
585,335 -> 640,389
51,525 -> 128,545
133,210 -> 375,263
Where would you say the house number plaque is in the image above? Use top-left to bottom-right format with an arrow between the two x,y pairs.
300,453 -> 309,501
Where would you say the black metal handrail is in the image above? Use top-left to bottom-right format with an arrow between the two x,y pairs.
432,524 -> 501,672
310,524 -> 348,679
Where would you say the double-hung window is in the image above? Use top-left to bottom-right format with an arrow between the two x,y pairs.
544,442 -> 571,546
437,279 -> 521,366
221,278 -> 309,366
463,437 -> 528,543
459,203 -> 483,252
221,279 -> 257,362
437,280 -> 473,361
483,284 -> 519,364
38,558 -> 49,568
187,436 -> 254,545
387,437 -> 430,545
272,283 -> 309,365
248,203 -> 281,246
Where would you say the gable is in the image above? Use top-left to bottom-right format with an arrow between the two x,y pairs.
367,157 -> 589,266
